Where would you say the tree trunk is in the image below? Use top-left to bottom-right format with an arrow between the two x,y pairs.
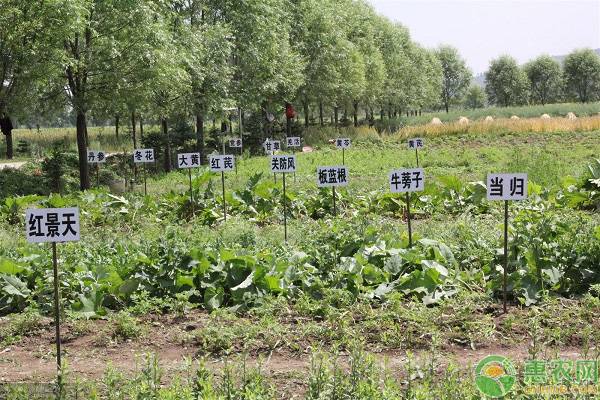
162,118 -> 171,172
115,115 -> 120,139
388,103 -> 392,119
353,101 -> 358,127
334,106 -> 339,127
380,108 -> 384,120
139,115 -> 144,142
445,102 -> 449,113
5,131 -> 13,160
196,113 -> 204,164
319,102 -> 324,126
76,111 -> 90,190
131,112 -> 137,149
303,101 -> 309,128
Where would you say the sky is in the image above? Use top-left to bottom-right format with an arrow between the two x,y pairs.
367,0 -> 600,74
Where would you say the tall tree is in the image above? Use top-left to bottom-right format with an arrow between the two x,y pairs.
485,56 -> 529,107
563,48 -> 600,103
524,55 -> 563,105
463,84 -> 487,109
435,45 -> 472,113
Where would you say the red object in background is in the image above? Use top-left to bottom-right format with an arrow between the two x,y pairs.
285,103 -> 295,119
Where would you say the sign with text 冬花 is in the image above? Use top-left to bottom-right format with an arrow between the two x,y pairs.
26,208 -> 80,243
209,155 -> 235,172
389,168 -> 425,193
317,166 -> 349,187
286,137 -> 302,147
177,153 -> 201,169
487,173 -> 528,201
229,138 -> 243,148
335,138 -> 351,149
408,138 -> 424,149
87,151 -> 106,164
270,155 -> 296,173
133,149 -> 155,163
263,140 -> 281,154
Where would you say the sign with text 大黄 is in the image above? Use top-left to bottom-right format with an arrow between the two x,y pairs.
26,208 -> 80,243
177,153 -> 201,169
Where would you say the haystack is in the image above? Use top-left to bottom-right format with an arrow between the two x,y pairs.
484,116 -> 494,122
510,115 -> 520,120
458,116 -> 469,125
430,117 -> 443,125
540,114 -> 551,119
566,112 -> 577,120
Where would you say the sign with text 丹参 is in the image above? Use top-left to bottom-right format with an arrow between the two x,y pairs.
263,140 -> 281,154
408,138 -> 424,149
133,149 -> 155,163
177,153 -> 201,169
26,208 -> 80,243
229,138 -> 242,148
209,155 -> 235,172
87,151 -> 107,164
317,166 -> 349,187
487,173 -> 528,201
335,138 -> 351,149
286,137 -> 302,147
389,168 -> 425,193
270,155 -> 296,173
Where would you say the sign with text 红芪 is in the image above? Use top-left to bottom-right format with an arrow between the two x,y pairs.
270,155 -> 296,173
487,173 -> 528,201
177,153 -> 201,169
317,166 -> 349,187
133,149 -> 155,163
263,139 -> 281,154
389,168 -> 425,193
26,208 -> 80,243
87,151 -> 106,164
228,138 -> 243,148
209,155 -> 235,172
408,138 -> 424,149
335,138 -> 351,149
286,137 -> 302,147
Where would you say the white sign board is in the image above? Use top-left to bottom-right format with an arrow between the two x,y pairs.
286,137 -> 302,147
209,155 -> 235,172
389,168 -> 425,193
133,149 -> 155,163
177,153 -> 201,169
26,208 -> 80,243
270,155 -> 296,173
487,173 -> 528,201
408,138 -> 424,149
317,166 -> 349,187
228,138 -> 243,148
335,138 -> 351,149
263,140 -> 281,154
87,151 -> 107,164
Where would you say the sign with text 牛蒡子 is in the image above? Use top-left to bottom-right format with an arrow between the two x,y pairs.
133,149 -> 155,163
26,208 -> 80,243
389,168 -> 425,193
317,166 -> 349,187
486,173 -> 528,201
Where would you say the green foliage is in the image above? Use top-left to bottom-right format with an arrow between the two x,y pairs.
524,55 -> 563,105
485,55 -> 529,107
563,48 -> 600,103
435,45 -> 473,112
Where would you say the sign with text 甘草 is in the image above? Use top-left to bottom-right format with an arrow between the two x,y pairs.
389,168 -> 425,193
87,151 -> 107,164
270,155 -> 296,173
177,153 -> 201,169
133,149 -> 155,163
209,155 -> 235,172
263,140 -> 281,153
26,208 -> 80,243
317,166 -> 349,187
487,173 -> 528,201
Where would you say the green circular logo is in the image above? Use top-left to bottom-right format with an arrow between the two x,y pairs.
475,355 -> 517,398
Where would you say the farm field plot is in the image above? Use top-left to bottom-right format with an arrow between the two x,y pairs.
2,122 -> 600,398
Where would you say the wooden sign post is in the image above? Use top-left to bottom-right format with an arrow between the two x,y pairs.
317,166 -> 349,217
286,137 -> 301,183
389,168 -> 425,247
210,154 -> 235,222
26,207 -> 81,390
271,155 -> 297,242
408,138 -> 424,167
177,152 -> 201,213
133,148 -> 155,195
487,173 -> 528,313
228,137 -> 243,175
87,150 -> 107,187
335,138 -> 351,165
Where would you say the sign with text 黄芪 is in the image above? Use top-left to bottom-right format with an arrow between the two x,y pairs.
335,138 -> 351,149
487,173 -> 528,201
229,138 -> 243,148
133,149 -> 155,163
263,140 -> 281,154
209,155 -> 235,172
317,166 -> 349,187
389,168 -> 425,193
270,155 -> 296,173
26,208 -> 80,243
177,153 -> 201,169
408,138 -> 424,149
87,151 -> 107,164
286,137 -> 302,147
